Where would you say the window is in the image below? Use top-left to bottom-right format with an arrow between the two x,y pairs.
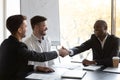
59,0 -> 112,63
0,0 -> 4,43
0,0 -> 20,44
6,0 -> 20,37
116,0 -> 120,38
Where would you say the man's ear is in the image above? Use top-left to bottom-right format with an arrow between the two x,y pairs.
104,26 -> 107,30
18,27 -> 22,33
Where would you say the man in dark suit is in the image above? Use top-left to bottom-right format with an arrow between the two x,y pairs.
69,20 -> 119,67
0,15 -> 68,80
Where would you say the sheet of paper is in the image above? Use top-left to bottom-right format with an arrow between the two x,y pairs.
25,73 -> 61,80
61,69 -> 86,79
52,63 -> 81,70
103,63 -> 120,73
83,64 -> 102,71
103,67 -> 120,73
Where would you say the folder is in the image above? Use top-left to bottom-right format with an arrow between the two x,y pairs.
83,64 -> 102,71
103,67 -> 120,73
61,69 -> 86,79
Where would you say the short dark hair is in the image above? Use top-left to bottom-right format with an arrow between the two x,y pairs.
30,16 -> 47,30
6,15 -> 26,35
94,20 -> 108,30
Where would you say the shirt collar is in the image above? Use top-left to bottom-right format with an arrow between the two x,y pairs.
96,33 -> 108,42
97,34 -> 108,48
31,34 -> 44,42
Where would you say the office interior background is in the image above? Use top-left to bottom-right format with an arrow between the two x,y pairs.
0,0 -> 120,63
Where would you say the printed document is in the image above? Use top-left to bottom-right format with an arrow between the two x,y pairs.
25,73 -> 61,80
103,63 -> 120,73
61,69 -> 86,79
83,64 -> 102,71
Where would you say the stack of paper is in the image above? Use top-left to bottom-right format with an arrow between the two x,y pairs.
83,65 -> 102,71
103,67 -> 120,73
25,73 -> 61,80
61,69 -> 86,79
103,63 -> 120,73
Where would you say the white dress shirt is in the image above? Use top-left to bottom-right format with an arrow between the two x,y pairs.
97,35 -> 108,49
24,34 -> 54,68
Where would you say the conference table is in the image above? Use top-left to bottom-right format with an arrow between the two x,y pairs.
25,63 -> 120,80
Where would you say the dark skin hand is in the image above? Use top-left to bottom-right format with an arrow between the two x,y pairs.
82,59 -> 96,66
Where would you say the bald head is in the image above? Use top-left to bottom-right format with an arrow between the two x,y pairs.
94,20 -> 108,38
94,20 -> 107,30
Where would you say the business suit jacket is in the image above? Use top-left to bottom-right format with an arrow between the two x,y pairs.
0,35 -> 58,80
71,34 -> 119,67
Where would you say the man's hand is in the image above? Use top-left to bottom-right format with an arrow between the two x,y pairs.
82,59 -> 96,66
58,47 -> 69,57
36,66 -> 55,73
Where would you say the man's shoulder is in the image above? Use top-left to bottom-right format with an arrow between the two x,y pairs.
109,35 -> 119,40
24,36 -> 33,42
90,34 -> 96,39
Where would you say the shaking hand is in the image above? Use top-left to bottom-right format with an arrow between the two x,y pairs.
58,46 -> 69,57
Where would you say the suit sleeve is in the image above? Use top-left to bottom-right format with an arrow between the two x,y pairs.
70,38 -> 92,56
17,43 -> 58,62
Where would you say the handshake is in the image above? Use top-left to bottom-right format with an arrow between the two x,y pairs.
58,47 -> 70,57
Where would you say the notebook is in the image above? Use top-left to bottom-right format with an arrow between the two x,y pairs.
103,67 -> 120,73
83,64 -> 102,71
61,69 -> 86,79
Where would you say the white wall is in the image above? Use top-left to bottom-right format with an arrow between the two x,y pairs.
0,0 -> 20,44
6,0 -> 20,37
0,0 -> 4,43
20,0 -> 60,46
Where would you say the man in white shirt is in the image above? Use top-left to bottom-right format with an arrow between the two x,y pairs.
24,16 -> 54,72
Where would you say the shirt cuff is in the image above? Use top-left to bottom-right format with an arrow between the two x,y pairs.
94,60 -> 97,65
55,50 -> 59,56
69,50 -> 74,56
34,65 -> 38,71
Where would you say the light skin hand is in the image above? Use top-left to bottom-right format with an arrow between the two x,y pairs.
36,66 -> 55,73
58,47 -> 69,57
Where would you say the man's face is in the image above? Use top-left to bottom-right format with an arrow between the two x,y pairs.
19,20 -> 27,38
37,21 -> 48,36
94,23 -> 107,37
